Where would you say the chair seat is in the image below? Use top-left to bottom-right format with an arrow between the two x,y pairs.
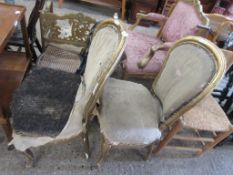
11,67 -> 81,137
181,95 -> 233,132
98,78 -> 162,146
124,30 -> 167,75
38,45 -> 81,73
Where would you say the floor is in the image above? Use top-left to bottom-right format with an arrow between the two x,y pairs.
0,0 -> 233,174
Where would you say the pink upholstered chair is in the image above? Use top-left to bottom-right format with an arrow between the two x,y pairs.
122,0 -> 209,79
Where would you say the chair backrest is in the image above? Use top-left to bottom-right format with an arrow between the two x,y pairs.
27,0 -> 45,40
152,36 -> 226,130
73,18 -> 127,122
39,12 -> 96,51
158,0 -> 209,42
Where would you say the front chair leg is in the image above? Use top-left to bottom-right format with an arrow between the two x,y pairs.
23,149 -> 34,168
97,136 -> 111,167
82,132 -> 90,159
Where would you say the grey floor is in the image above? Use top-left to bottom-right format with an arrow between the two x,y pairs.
0,0 -> 233,174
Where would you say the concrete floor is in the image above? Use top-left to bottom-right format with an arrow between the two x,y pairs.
0,0 -> 233,174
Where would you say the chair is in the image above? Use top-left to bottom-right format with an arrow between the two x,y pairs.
122,0 -> 209,79
7,0 -> 45,62
97,36 -> 225,165
8,18 -> 127,167
154,95 -> 233,155
37,10 -> 96,73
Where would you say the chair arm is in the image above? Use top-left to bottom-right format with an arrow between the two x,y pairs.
129,13 -> 168,30
137,42 -> 173,69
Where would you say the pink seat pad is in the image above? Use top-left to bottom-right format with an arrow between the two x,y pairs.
124,30 -> 167,74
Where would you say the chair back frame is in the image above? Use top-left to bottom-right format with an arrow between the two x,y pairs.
151,36 -> 226,130
156,0 -> 209,39
39,12 -> 96,50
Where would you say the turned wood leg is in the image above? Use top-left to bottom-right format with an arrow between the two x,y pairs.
24,149 -> 34,168
97,136 -> 111,167
197,129 -> 233,156
153,120 -> 182,154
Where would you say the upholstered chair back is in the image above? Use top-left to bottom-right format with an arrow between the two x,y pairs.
78,19 -> 127,119
161,0 -> 208,42
152,36 -> 225,128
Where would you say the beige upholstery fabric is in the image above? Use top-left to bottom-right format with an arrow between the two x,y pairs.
99,78 -> 162,146
38,45 -> 81,73
9,20 -> 127,151
181,95 -> 232,132
153,43 -> 216,121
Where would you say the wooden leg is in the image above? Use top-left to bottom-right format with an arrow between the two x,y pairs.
153,120 -> 182,154
197,130 -> 233,156
35,38 -> 42,53
24,149 -> 34,168
97,136 -> 111,167
121,0 -> 126,20
1,120 -> 12,142
145,143 -> 153,160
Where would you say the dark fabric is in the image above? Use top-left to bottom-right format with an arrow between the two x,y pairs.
11,67 -> 81,137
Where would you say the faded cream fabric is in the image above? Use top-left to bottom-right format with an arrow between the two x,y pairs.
99,78 -> 162,146
9,22 -> 126,151
153,44 -> 216,121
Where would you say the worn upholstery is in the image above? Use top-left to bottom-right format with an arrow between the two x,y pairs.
161,1 -> 203,42
181,95 -> 232,132
124,0 -> 207,76
124,31 -> 167,74
153,43 -> 216,121
99,78 -> 162,146
99,37 -> 223,147
9,19 -> 127,151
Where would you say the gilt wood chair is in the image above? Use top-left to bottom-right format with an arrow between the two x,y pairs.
154,95 -> 233,155
97,36 -> 225,165
37,10 -> 96,73
122,0 -> 209,79
8,18 -> 127,167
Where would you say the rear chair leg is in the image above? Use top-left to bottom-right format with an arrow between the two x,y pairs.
24,149 -> 34,168
82,132 -> 90,159
97,136 -> 111,167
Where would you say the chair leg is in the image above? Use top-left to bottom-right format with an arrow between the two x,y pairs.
23,149 -> 34,168
1,120 -> 12,142
35,38 -> 42,53
30,44 -> 38,62
82,131 -> 90,160
153,120 -> 182,154
144,143 -> 153,160
197,130 -> 233,156
97,136 -> 111,167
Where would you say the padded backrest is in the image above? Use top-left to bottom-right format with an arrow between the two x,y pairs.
77,19 -> 127,118
40,12 -> 96,51
152,36 -> 225,128
161,0 -> 208,42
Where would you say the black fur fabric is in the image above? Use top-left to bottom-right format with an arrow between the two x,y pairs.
10,67 -> 81,137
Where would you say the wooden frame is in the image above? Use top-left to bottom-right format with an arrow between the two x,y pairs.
123,0 -> 209,80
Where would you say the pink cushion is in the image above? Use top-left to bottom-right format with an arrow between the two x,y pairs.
124,31 -> 167,74
161,1 -> 203,42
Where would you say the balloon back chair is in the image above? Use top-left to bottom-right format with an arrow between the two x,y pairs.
97,36 -> 225,166
37,10 -> 96,73
122,0 -> 209,79
8,18 -> 127,167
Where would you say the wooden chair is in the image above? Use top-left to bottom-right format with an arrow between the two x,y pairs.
7,0 -> 45,62
8,18 -> 127,167
37,9 -> 96,73
154,95 -> 233,155
97,36 -> 225,165
122,0 -> 209,80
